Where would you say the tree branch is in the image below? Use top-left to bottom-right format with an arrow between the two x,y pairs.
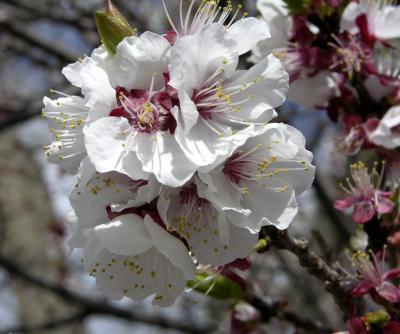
251,297 -> 333,333
261,226 -> 351,313
0,312 -> 87,334
0,254 -> 216,334
1,20 -> 79,63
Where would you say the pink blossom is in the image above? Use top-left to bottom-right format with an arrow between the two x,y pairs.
334,161 -> 394,224
350,251 -> 400,303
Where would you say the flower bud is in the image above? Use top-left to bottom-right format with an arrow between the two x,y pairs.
95,0 -> 136,55
362,309 -> 390,327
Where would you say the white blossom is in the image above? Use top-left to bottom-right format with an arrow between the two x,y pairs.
251,0 -> 336,109
158,178 -> 258,266
368,105 -> 400,149
169,22 -> 289,167
70,214 -> 195,306
198,123 -> 315,232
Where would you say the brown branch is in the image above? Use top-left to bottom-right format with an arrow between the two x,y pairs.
0,254 -> 216,334
251,297 -> 333,333
1,0 -> 95,31
0,312 -> 88,334
261,226 -> 351,313
1,20 -> 79,63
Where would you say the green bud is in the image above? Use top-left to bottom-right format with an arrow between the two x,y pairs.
363,309 -> 390,326
254,238 -> 269,253
95,0 -> 136,55
187,273 -> 245,300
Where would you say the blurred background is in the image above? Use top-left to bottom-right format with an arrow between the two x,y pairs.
0,0 -> 355,333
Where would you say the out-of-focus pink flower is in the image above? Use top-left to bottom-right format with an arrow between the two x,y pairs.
328,33 -> 372,79
350,251 -> 400,303
230,302 -> 263,334
347,317 -> 368,334
334,161 -> 394,224
383,322 -> 400,334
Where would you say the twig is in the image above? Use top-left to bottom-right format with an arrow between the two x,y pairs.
261,226 -> 351,312
251,297 -> 333,333
0,254 -> 216,334
1,20 -> 79,63
0,312 -> 87,334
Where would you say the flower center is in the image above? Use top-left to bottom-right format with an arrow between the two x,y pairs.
110,75 -> 178,134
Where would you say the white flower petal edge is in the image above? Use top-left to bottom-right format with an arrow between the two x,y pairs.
84,115 -> 197,187
42,96 -> 88,174
114,33 -> 171,90
368,106 -> 400,149
287,71 -> 338,109
75,214 -> 195,306
158,179 -> 258,266
250,0 -> 291,63
340,0 -> 400,40
198,123 -> 315,233
69,163 -> 160,228
227,17 -> 271,56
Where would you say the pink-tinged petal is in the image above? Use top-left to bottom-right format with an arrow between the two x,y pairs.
347,318 -> 367,334
376,281 -> 400,303
382,267 -> 400,281
351,281 -> 374,297
334,196 -> 356,211
376,194 -> 394,215
383,322 -> 400,334
352,201 -> 375,224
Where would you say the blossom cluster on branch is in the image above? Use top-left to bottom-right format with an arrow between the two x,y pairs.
42,0 -> 316,309
248,0 -> 400,333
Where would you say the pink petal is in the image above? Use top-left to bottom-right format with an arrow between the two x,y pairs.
352,201 -> 375,224
376,281 -> 400,303
351,281 -> 374,297
376,193 -> 394,214
334,196 -> 356,211
382,267 -> 400,281
383,322 -> 400,334
348,317 -> 368,334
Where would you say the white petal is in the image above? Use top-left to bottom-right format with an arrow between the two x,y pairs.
134,132 -> 197,187
288,71 -> 337,109
225,54 -> 289,118
63,61 -> 115,121
232,180 -> 298,232
94,248 -> 187,306
340,2 -> 362,34
144,215 -> 195,280
115,33 -> 170,90
70,168 -> 152,227
169,23 -> 238,91
374,6 -> 400,40
84,117 -> 149,180
42,96 -> 88,174
95,214 -> 153,256
369,106 -> 400,149
227,18 -> 270,55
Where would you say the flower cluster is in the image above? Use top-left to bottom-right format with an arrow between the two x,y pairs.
250,0 -> 400,332
42,0 -> 315,306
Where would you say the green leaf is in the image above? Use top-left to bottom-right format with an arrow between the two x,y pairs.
187,273 -> 245,300
95,2 -> 136,55
282,0 -> 311,15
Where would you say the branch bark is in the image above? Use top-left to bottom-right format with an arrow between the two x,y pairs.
251,297 -> 333,333
261,226 -> 351,313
